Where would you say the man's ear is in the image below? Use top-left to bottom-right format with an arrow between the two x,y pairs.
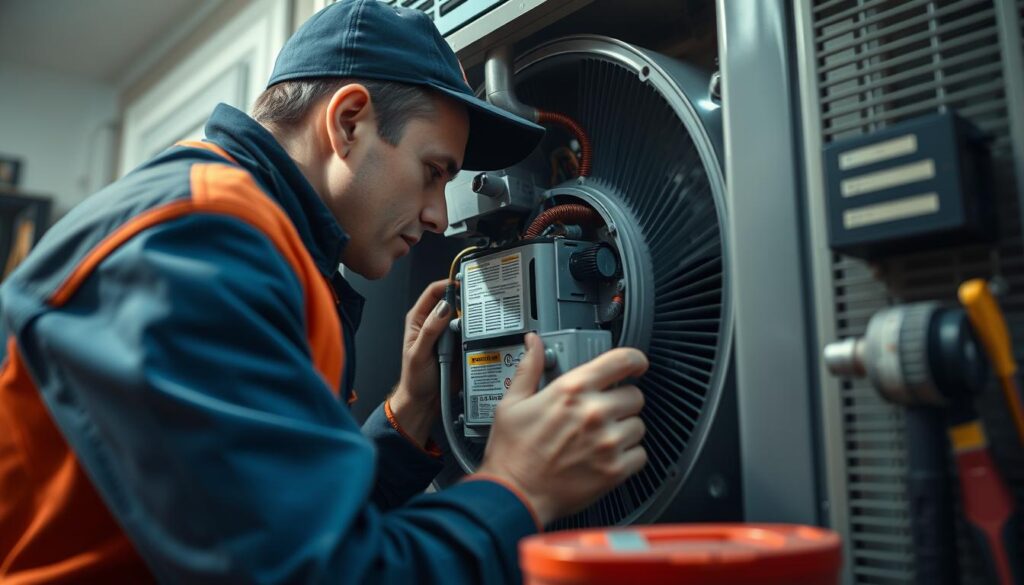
324,83 -> 374,159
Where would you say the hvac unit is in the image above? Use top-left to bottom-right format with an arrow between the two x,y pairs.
344,0 -> 745,529
350,0 -> 1024,581
795,0 -> 1024,583
432,33 -> 740,529
341,0 -> 828,571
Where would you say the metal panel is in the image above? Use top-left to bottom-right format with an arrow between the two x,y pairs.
798,0 -> 1024,583
718,0 -> 823,525
446,0 -> 591,66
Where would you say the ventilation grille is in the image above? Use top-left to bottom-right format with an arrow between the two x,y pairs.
809,0 -> 1024,583
516,56 -> 725,529
375,0 -> 503,34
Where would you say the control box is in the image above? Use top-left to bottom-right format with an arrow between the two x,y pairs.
458,240 -> 617,438
462,329 -> 612,438
824,111 -> 994,258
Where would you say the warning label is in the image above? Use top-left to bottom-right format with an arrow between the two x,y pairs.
465,343 -> 525,424
468,352 -> 501,366
463,253 -> 524,338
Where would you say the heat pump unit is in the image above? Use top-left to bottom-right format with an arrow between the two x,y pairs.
429,29 -> 742,529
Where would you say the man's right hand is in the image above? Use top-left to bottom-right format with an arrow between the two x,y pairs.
476,333 -> 649,526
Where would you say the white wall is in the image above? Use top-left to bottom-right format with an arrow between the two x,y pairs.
119,0 -> 288,174
0,61 -> 118,220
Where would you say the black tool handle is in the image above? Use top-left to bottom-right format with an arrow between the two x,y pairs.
907,408 -> 958,585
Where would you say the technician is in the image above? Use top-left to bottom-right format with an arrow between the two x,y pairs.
0,1 -> 647,583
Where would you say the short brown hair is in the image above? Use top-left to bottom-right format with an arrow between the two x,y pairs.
252,78 -> 436,145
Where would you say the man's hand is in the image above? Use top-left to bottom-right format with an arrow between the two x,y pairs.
477,333 -> 648,525
389,279 -> 454,446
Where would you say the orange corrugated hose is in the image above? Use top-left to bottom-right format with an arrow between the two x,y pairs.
524,203 -> 602,239
523,111 -> 596,238
537,111 -> 592,177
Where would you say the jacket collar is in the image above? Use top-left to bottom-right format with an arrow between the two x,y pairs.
203,103 -> 348,279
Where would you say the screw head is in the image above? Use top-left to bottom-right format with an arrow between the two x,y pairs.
707,474 -> 728,499
543,348 -> 558,370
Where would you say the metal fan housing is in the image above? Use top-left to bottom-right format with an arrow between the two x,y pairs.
437,35 -> 741,528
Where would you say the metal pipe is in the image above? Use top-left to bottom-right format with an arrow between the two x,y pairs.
471,172 -> 508,199
484,46 -> 538,121
438,288 -> 477,472
439,353 -> 477,472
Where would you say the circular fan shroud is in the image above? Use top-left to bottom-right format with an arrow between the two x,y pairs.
438,36 -> 732,529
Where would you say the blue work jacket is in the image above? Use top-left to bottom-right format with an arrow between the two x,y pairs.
0,104 -> 539,583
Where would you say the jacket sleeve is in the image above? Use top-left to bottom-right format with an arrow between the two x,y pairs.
23,212 -> 539,584
361,401 -> 445,509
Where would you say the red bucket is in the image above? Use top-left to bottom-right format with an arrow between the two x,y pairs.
520,524 -> 842,585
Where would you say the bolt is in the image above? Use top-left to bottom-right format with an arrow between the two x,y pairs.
707,474 -> 728,499
709,71 -> 722,101
472,173 -> 486,193
607,222 -> 618,235
543,348 -> 558,370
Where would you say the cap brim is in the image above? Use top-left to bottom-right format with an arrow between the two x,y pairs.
432,85 -> 545,171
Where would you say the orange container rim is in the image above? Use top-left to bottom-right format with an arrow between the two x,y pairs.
520,523 -> 842,583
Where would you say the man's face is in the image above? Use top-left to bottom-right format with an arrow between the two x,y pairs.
326,91 -> 469,280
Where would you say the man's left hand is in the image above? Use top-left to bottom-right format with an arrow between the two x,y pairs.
389,278 -> 453,446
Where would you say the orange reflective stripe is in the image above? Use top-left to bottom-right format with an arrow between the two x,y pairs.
49,200 -> 195,307
48,163 -> 343,393
0,337 -> 151,582
190,163 -> 344,392
175,140 -> 238,165
1,153 -> 342,582
384,398 -> 442,458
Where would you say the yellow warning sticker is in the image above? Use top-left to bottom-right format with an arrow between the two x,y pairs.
468,352 -> 501,366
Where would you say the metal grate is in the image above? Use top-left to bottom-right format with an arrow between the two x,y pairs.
809,0 -> 1024,583
375,0 -> 503,33
515,51 -> 727,529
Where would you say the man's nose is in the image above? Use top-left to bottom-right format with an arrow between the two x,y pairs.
422,188 -> 449,234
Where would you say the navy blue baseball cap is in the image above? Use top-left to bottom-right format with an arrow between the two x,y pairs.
267,0 -> 544,171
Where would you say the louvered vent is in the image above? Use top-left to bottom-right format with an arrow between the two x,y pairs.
433,36 -> 732,530
375,0 -> 503,34
809,0 -> 1024,583
517,53 -> 726,529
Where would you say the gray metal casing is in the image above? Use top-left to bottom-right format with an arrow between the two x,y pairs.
537,329 -> 612,385
718,0 -> 823,529
461,329 -> 611,437
459,240 -> 599,344
444,168 -> 540,238
460,241 -> 602,437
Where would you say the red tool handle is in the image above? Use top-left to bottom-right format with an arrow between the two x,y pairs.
954,447 -> 1023,585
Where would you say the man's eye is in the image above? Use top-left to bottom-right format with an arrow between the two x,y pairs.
426,164 -> 442,181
